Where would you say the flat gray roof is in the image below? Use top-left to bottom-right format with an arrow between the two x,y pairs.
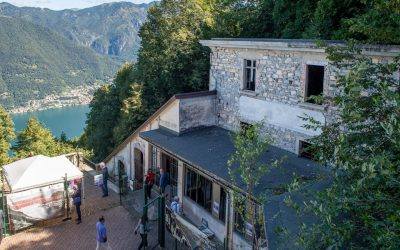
140,126 -> 331,249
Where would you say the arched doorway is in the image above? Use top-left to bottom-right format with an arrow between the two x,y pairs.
134,148 -> 144,189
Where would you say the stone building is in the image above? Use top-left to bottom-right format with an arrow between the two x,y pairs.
103,39 -> 399,249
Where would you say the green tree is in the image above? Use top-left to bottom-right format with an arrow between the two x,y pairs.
13,117 -> 81,158
304,0 -> 366,40
0,106 -> 15,166
300,46 -> 400,249
228,123 -> 285,249
345,0 -> 400,44
59,131 -> 67,143
83,84 -> 120,161
136,0 -> 211,116
14,117 -> 57,157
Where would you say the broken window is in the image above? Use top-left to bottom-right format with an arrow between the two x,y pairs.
185,167 -> 213,212
299,140 -> 316,160
305,65 -> 324,104
244,59 -> 256,91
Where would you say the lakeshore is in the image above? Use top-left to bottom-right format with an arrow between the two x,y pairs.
9,85 -> 100,114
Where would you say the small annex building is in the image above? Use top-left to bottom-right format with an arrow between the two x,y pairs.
3,155 -> 83,231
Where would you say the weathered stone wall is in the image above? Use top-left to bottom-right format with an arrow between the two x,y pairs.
209,47 -> 336,153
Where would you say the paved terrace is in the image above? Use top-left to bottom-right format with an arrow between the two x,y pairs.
1,168 -> 170,250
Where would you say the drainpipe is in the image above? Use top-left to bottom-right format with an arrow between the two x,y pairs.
225,191 -> 234,250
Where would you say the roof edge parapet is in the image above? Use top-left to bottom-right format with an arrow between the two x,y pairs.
200,38 -> 400,57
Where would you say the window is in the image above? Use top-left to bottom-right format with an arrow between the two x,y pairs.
185,167 -> 213,212
165,155 -> 178,197
219,188 -> 227,222
299,140 -> 316,160
234,199 -> 265,242
305,65 -> 324,104
151,146 -> 158,170
244,60 -> 256,91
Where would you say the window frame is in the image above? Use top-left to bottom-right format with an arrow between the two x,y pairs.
243,59 -> 257,91
184,166 -> 213,213
305,64 -> 325,104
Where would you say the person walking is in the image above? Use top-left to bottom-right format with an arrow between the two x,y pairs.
99,162 -> 109,197
159,168 -> 168,195
72,185 -> 82,224
96,216 -> 112,250
145,169 -> 155,199
134,215 -> 147,250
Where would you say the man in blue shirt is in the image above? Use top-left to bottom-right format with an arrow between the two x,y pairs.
159,168 -> 168,195
96,216 -> 112,250
100,162 -> 109,197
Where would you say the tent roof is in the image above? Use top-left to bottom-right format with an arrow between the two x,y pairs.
3,155 -> 83,192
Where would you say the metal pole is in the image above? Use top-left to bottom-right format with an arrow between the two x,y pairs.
159,195 -> 165,248
143,179 -> 148,249
63,173 -> 71,221
2,170 -> 7,236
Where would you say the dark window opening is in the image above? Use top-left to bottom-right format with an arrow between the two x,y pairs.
219,188 -> 227,222
299,140 -> 316,160
306,65 -> 324,104
244,60 -> 256,91
240,121 -> 252,133
165,155 -> 178,198
185,167 -> 213,212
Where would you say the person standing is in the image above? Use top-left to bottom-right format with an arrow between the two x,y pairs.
99,162 -> 108,197
145,169 -> 155,199
170,196 -> 182,215
159,168 -> 168,195
72,185 -> 82,224
96,216 -> 112,250
134,215 -> 147,250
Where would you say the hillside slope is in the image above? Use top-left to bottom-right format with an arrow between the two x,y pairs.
0,2 -> 149,61
0,16 -> 119,109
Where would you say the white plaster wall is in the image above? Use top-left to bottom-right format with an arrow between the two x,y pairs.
239,96 -> 325,136
159,100 -> 180,132
182,196 -> 226,244
233,233 -> 252,250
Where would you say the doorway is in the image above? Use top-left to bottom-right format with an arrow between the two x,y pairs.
161,153 -> 178,199
134,148 -> 144,189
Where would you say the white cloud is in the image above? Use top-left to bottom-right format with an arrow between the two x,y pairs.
3,0 -> 153,10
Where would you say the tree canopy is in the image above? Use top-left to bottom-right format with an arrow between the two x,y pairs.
299,46 -> 400,249
0,106 -> 15,167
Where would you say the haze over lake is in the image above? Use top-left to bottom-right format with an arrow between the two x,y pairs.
11,105 -> 90,139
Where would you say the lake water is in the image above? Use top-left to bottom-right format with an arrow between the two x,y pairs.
11,105 -> 90,139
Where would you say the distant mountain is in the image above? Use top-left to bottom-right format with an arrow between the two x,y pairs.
0,2 -> 149,61
0,16 -> 119,110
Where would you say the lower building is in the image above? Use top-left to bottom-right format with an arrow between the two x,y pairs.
103,89 -> 329,249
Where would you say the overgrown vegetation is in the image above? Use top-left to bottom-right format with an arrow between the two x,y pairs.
228,122 -> 285,249
298,45 -> 400,249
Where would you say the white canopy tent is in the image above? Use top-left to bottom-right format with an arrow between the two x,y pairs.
3,155 -> 83,193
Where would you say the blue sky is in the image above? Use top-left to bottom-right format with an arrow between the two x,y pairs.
3,0 -> 153,10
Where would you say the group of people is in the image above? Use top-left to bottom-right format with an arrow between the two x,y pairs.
144,168 -> 168,199
72,162 -> 183,249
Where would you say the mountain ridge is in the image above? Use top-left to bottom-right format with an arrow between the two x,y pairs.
0,1 -> 150,60
0,15 -> 119,110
